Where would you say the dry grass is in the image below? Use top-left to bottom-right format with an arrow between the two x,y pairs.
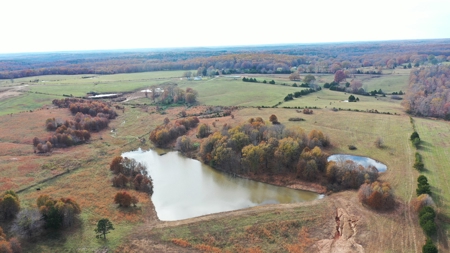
0,70 -> 443,252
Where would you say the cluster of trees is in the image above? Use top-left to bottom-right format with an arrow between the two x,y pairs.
109,157 -> 153,194
149,116 -> 199,147
326,160 -> 379,191
0,227 -> 21,253
198,118 -> 329,175
242,77 -> 258,82
33,99 -> 117,153
391,90 -> 404,95
348,95 -> 359,102
53,98 -> 118,119
36,195 -> 81,229
194,117 -> 380,190
403,65 -> 450,119
113,192 -> 138,207
357,181 -> 395,210
153,86 -> 198,105
5,193 -> 80,243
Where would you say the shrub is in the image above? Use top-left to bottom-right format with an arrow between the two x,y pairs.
414,152 -> 424,171
411,194 -> 434,212
374,137 -> 384,148
288,117 -> 305,121
422,237 -> 438,253
358,181 -> 395,210
410,131 -> 420,141
419,206 -> 437,237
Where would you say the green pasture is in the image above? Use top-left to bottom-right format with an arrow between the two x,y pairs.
0,92 -> 56,116
282,88 -> 405,114
12,71 -> 187,97
414,118 -> 450,236
359,74 -> 409,93
177,76 -> 304,106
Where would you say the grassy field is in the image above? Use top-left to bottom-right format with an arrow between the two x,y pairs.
4,71 -> 187,97
1,70 -> 448,252
414,117 -> 450,248
178,77 -> 302,106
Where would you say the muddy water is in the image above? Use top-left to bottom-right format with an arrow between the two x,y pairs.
327,154 -> 387,172
123,149 -> 322,221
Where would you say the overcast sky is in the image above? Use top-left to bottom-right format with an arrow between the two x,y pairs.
1,0 -> 450,54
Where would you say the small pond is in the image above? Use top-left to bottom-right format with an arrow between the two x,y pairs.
327,154 -> 387,172
122,149 -> 322,221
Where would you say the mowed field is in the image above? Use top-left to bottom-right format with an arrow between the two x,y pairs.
0,70 -> 448,252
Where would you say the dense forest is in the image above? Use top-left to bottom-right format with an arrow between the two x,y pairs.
403,65 -> 450,119
1,39 -> 450,79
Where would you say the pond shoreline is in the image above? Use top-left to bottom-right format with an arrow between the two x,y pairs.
180,151 -> 327,194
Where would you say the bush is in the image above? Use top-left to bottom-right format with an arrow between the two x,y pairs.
417,175 -> 432,196
358,181 -> 395,210
288,117 -> 305,121
414,152 -> 424,171
419,206 -> 437,236
413,137 -> 421,148
348,145 -> 357,150
374,137 -> 384,148
411,194 -> 434,212
422,237 -> 438,253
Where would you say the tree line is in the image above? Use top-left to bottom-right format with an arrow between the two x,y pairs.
403,65 -> 450,120
2,40 -> 450,79
149,116 -> 199,147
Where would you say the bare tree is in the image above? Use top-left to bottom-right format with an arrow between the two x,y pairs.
11,208 -> 44,239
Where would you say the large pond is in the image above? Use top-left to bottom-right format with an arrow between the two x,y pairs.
122,149 -> 322,221
327,154 -> 387,172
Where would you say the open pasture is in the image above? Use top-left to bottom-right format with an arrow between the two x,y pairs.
283,88 -> 405,114
8,71 -> 186,97
178,76 -> 302,106
414,117 -> 450,247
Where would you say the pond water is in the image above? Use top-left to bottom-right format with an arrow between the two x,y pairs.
122,149 -> 322,221
327,154 -> 387,172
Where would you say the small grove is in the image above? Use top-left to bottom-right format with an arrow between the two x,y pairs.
109,156 -> 154,194
32,98 -> 117,153
149,116 -> 199,147
0,190 -> 83,252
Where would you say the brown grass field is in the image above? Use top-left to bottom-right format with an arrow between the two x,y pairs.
1,71 -> 448,252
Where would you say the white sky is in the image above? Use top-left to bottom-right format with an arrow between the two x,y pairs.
1,0 -> 450,54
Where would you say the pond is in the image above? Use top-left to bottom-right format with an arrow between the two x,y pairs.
122,149 -> 322,221
327,154 -> 387,172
